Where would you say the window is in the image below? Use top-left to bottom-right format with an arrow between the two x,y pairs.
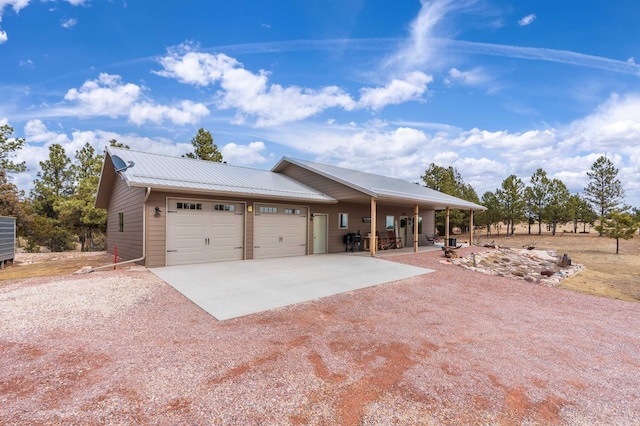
214,204 -> 235,212
259,206 -> 278,214
386,215 -> 395,230
118,212 -> 124,232
284,208 -> 301,215
177,202 -> 202,210
338,213 -> 348,229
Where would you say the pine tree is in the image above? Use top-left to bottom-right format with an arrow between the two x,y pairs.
584,156 -> 624,235
183,128 -> 223,162
0,124 -> 26,173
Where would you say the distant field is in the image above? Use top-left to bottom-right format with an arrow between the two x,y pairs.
472,228 -> 640,302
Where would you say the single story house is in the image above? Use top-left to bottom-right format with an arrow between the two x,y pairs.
95,147 -> 486,268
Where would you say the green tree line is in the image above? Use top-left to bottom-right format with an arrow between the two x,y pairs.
0,126 -> 222,253
422,156 -> 639,253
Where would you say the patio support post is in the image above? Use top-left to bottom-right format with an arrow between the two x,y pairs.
445,207 -> 450,247
469,209 -> 474,247
413,204 -> 419,252
370,197 -> 377,256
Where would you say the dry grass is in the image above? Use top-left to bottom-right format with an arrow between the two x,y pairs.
0,252 -> 115,282
473,226 -> 640,302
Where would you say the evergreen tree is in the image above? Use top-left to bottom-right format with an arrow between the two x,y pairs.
595,211 -> 638,254
58,143 -> 106,251
0,124 -> 26,173
543,178 -> 571,235
183,128 -> 223,162
496,175 -> 525,236
421,163 -> 479,234
528,168 -> 551,235
476,191 -> 502,236
28,144 -> 75,251
31,144 -> 74,219
109,139 -> 130,149
0,169 -> 28,234
584,156 -> 625,235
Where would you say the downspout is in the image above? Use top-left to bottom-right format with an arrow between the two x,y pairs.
90,187 -> 151,272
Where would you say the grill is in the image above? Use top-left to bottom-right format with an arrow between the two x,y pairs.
343,232 -> 362,252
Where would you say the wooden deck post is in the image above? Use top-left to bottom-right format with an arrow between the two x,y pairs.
413,204 -> 419,252
370,198 -> 377,256
469,209 -> 474,247
445,207 -> 450,247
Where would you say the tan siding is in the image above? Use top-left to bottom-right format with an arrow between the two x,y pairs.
112,187 -> 439,266
105,179 -> 145,262
146,192 -> 167,267
279,164 -> 368,201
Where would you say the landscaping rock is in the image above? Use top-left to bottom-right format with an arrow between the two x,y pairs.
450,247 -> 585,286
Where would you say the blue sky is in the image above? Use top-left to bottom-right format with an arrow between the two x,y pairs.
2,0 -> 640,207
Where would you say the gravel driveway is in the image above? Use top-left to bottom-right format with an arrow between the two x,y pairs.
2,248 -> 639,425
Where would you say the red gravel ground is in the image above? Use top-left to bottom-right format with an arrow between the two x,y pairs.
2,248 -> 639,425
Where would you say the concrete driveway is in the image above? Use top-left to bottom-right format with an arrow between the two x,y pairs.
151,254 -> 433,320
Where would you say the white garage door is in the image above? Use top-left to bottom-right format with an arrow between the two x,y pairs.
166,199 -> 244,266
254,204 -> 308,259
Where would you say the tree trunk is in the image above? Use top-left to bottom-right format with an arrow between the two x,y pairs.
616,238 -> 619,254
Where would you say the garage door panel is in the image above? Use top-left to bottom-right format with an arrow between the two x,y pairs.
166,199 -> 244,266
254,205 -> 307,259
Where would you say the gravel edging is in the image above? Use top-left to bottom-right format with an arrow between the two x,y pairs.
2,249 -> 640,425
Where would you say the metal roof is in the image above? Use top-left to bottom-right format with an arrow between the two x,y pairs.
273,157 -> 487,210
106,147 -> 336,203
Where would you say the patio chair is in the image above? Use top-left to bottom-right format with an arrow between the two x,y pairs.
376,231 -> 390,250
386,230 -> 400,249
425,234 -> 440,245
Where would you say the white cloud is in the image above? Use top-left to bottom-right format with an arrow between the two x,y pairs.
128,100 -> 209,126
0,30 -> 6,43
61,17 -> 77,28
386,0 -> 453,71
24,119 -> 71,145
445,67 -> 488,86
518,13 -> 536,26
61,73 -> 209,125
221,141 -> 270,165
156,46 -> 357,127
0,0 -> 30,20
453,128 -> 557,150
358,72 -> 432,110
155,47 -> 238,86
563,93 -> 640,153
64,73 -> 142,117
156,47 -> 437,126
64,0 -> 86,5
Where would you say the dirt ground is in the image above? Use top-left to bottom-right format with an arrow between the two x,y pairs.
2,248 -> 639,425
472,228 -> 640,302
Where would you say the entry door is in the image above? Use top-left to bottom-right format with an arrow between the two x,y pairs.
400,216 -> 409,247
313,214 -> 328,254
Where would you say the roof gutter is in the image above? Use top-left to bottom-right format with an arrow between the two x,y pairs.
89,187 -> 151,272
